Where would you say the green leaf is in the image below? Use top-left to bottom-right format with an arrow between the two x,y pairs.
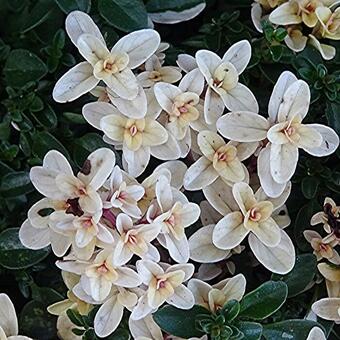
98,0 -> 148,32
32,131 -> 70,160
326,101 -> 340,135
153,305 -> 210,338
263,320 -> 324,340
66,309 -> 85,327
63,112 -> 87,124
55,0 -> 91,13
239,281 -> 288,320
272,254 -> 317,297
19,300 -> 58,339
4,49 -> 48,88
0,228 -> 50,270
0,171 -> 33,198
301,176 -> 320,199
236,322 -> 263,340
221,299 -> 240,321
31,103 -> 57,129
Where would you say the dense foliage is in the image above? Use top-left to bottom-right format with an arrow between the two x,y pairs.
0,0 -> 339,339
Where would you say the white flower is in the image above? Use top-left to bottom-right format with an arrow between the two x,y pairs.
317,262 -> 340,298
102,166 -> 145,218
147,175 -> 200,263
0,294 -> 32,339
184,131 -> 254,191
307,327 -> 327,340
131,260 -> 195,320
314,6 -> 340,40
217,72 -> 339,197
137,55 -> 182,88
195,40 -> 258,124
53,11 -> 160,103
82,101 -> 168,177
112,213 -> 161,266
188,274 -> 246,313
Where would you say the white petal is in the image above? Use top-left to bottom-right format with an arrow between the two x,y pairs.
150,132 -> 181,161
28,198 -> 53,229
255,182 -> 291,210
53,62 -> 98,103
189,225 -> 229,263
112,29 -> 161,69
302,124 -> 339,156
115,267 -> 142,288
268,71 -> 297,124
129,315 -> 163,340
307,327 -> 326,340
217,111 -> 269,142
154,82 -> 182,114
249,229 -> 295,274
77,34 -> 109,65
195,50 -> 221,82
154,161 -> 187,189
183,157 -> 218,191
123,146 -> 151,177
220,83 -> 259,113
82,102 -> 121,129
130,294 -> 154,320
308,35 -> 336,60
270,143 -> 299,184
218,274 -> 246,301
136,260 -> 163,285
179,68 -> 205,94
66,11 -> 105,46
50,230 -> 72,257
164,234 -> 190,264
204,87 -> 225,125
176,54 -> 197,73
269,3 -> 302,25
312,298 -> 340,322
251,3 -> 263,33
94,296 -> 124,338
0,294 -> 18,337
19,220 -> 50,250
258,146 -> 287,198
167,285 -> 195,309
222,40 -> 251,74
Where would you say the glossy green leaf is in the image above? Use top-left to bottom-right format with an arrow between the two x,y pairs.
55,0 -> 91,13
31,103 -> 57,129
272,254 -> 317,297
239,281 -> 288,320
263,320 -> 324,340
0,171 -> 33,198
0,228 -> 50,270
98,0 -> 148,32
236,321 -> 263,340
301,176 -> 320,199
153,305 -> 210,338
4,49 -> 48,88
146,0 -> 204,12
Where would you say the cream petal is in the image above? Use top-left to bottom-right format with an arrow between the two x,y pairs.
269,3 -> 302,25
28,198 -> 53,229
204,87 -> 225,125
258,146 -> 287,198
217,111 -> 269,142
195,50 -> 222,82
284,33 -> 307,52
109,85 -> 147,119
312,298 -> 340,321
212,212 -> 248,249
100,114 -> 126,142
82,102 -> 121,129
252,218 -> 281,247
143,120 -> 168,146
219,274 -> 246,301
150,132 -> 181,161
53,62 -> 98,103
44,150 -> 73,174
278,80 -> 310,122
220,83 -> 259,113
0,294 -> 18,337
308,35 -> 336,60
130,294 -> 154,320
179,68 -> 205,94
164,234 -> 190,264
155,174 -> 173,211
66,11 -> 105,47
268,71 -> 297,124
114,267 -> 142,288
222,40 -> 251,75
136,260 -> 164,285
188,279 -> 211,305
178,203 -> 201,227
255,182 -> 291,210
160,67 -> 182,84
94,296 -> 124,338
50,230 -> 72,257
112,29 -> 161,69
19,220 -> 50,250
176,54 -> 197,73
248,229 -> 295,274
154,161 -> 187,189
251,3 -> 263,33
167,285 -> 195,309
154,82 -> 182,114
270,143 -> 299,184
189,225 -> 229,263
302,124 -> 339,156
232,182 -> 257,214
129,315 -> 163,340
47,299 -> 75,316
294,124 -> 323,149
197,130 -> 225,160
183,157 -> 218,191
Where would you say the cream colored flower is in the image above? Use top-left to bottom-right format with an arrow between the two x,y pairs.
184,131 -> 254,190
137,55 -> 182,88
53,11 -> 160,103
314,6 -> 340,39
0,294 -> 32,340
304,230 -> 340,264
112,213 -> 161,265
318,262 -> 340,297
196,41 -> 258,124
188,274 -> 246,313
307,327 -> 327,340
131,261 -> 194,320
285,25 -> 308,51
312,298 -> 340,322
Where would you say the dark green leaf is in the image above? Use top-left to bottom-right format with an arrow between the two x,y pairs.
0,171 -> 33,198
236,322 -> 262,340
272,254 -> 317,297
98,0 -> 148,32
63,112 -> 87,124
66,309 -> 85,327
146,0 -> 204,12
301,176 -> 320,199
326,101 -> 340,135
4,49 -> 48,88
55,0 -> 91,13
263,320 -> 324,340
221,299 -> 240,321
239,281 -> 288,320
31,103 -> 57,129
0,228 -> 50,270
153,305 -> 210,338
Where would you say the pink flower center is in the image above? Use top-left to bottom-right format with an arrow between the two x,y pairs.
179,106 -> 188,113
82,219 -> 92,229
218,152 -> 227,161
249,208 -> 261,222
167,215 -> 175,227
130,125 -> 138,136
97,264 -> 109,274
156,278 -> 167,289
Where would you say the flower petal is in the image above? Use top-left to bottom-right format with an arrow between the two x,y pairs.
307,327 -> 326,340
195,50 -> 221,82
82,102 -> 119,129
154,82 -> 182,114
232,182 -> 257,214
252,217 -> 281,247
269,2 -> 302,25
204,88 -> 225,125
176,54 -> 197,73
197,130 -> 225,160
167,284 -> 195,309
77,34 -> 110,66
123,146 -> 151,177
179,68 -> 205,95
312,298 -> 340,322
222,40 -> 251,74
164,234 -> 190,264
53,62 -> 98,103
309,34 -> 336,60
19,220 -> 50,250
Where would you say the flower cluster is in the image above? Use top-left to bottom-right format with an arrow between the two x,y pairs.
17,10 -> 339,339
251,0 -> 340,59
